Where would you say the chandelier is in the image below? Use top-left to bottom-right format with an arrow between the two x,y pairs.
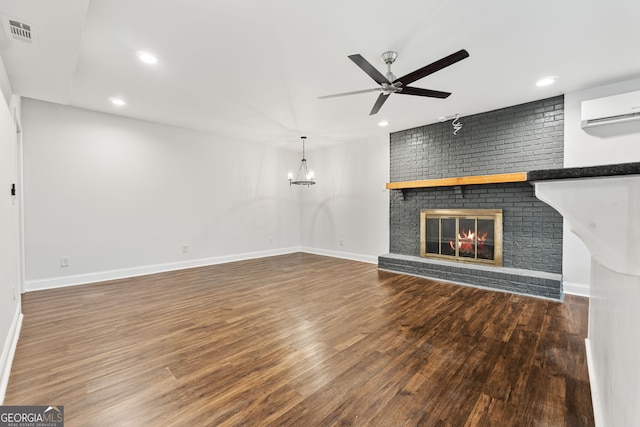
288,136 -> 315,186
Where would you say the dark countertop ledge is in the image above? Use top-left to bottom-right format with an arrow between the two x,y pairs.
527,162 -> 640,182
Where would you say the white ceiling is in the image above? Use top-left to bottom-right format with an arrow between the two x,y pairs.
0,0 -> 638,150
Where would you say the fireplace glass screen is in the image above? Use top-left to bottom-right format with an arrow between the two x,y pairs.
421,209 -> 502,266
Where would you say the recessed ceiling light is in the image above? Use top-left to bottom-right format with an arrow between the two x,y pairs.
137,51 -> 158,65
536,76 -> 557,87
110,98 -> 125,106
378,120 -> 389,127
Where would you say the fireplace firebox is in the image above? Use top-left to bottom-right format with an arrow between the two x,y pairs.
420,209 -> 503,266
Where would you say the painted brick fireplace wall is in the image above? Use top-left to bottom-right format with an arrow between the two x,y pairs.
390,95 -> 564,181
380,95 -> 565,299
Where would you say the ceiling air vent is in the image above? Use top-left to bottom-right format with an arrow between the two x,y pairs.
2,16 -> 38,45
9,20 -> 31,42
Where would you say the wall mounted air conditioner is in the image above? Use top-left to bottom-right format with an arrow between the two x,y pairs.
581,90 -> 640,128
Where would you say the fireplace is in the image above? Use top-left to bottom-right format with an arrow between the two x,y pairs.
420,209 -> 503,266
380,183 -> 562,300
381,96 -> 565,299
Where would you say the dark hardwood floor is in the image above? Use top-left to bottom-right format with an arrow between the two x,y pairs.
5,253 -> 594,426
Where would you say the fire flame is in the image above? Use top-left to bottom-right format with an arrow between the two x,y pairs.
449,229 -> 488,252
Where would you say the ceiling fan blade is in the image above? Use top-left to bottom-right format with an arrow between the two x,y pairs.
395,49 -> 469,86
318,88 -> 381,99
348,54 -> 390,85
399,86 -> 451,99
369,93 -> 390,115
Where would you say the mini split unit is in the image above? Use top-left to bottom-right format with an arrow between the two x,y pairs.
581,90 -> 640,128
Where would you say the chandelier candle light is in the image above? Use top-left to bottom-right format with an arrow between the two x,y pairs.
288,136 -> 315,186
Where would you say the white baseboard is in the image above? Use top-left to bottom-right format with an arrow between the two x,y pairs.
563,281 -> 590,297
24,246 -> 380,293
0,305 -> 23,405
25,247 -> 302,292
585,338 -> 603,427
300,247 -> 378,264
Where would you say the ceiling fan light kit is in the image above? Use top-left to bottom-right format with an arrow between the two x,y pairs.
320,49 -> 469,115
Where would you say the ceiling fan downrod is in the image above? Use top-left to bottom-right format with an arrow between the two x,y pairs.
381,51 -> 398,82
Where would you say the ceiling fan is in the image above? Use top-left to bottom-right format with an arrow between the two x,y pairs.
319,49 -> 469,115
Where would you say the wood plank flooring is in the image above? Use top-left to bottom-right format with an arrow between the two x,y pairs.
5,253 -> 594,426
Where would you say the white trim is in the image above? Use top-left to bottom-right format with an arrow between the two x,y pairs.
563,281 -> 590,297
300,247 -> 378,264
25,247 -> 301,292
13,106 -> 26,294
0,306 -> 22,405
585,338 -> 604,427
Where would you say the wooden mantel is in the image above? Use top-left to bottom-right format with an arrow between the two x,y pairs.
386,162 -> 640,190
386,172 -> 528,190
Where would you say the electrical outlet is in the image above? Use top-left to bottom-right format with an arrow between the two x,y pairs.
182,245 -> 189,254
60,256 -> 70,267
340,238 -> 344,246
269,237 -> 273,245
12,286 -> 16,301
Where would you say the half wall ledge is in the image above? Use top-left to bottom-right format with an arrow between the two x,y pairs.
378,253 -> 563,300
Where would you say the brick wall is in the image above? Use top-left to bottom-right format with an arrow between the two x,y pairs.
389,183 -> 563,273
386,96 -> 565,296
390,95 -> 564,181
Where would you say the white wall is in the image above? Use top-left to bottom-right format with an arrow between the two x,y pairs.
589,261 -> 640,426
22,99 -> 301,289
564,77 -> 640,168
536,174 -> 640,427
300,134 -> 389,263
0,56 -> 11,107
0,59 -> 22,402
562,77 -> 640,295
561,77 -> 640,425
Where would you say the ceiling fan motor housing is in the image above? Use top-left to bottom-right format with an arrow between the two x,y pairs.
381,51 -> 398,65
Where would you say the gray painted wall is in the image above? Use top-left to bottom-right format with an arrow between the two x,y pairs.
390,95 -> 564,181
